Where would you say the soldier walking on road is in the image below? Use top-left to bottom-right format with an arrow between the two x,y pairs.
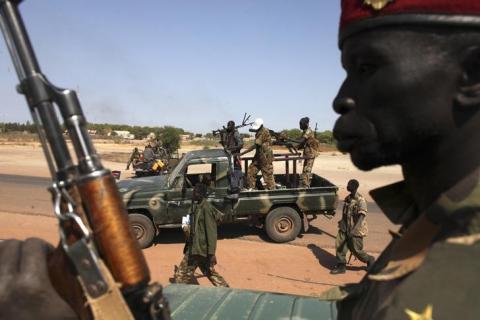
331,179 -> 374,275
173,183 -> 229,287
298,117 -> 320,188
240,118 -> 275,190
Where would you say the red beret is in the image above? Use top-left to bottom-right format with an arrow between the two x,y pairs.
340,0 -> 480,47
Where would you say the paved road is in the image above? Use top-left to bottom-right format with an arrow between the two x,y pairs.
0,174 -> 52,216
0,174 -> 396,253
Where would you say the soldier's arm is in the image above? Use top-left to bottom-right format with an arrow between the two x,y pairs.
204,206 -> 220,256
352,197 -> 367,232
357,197 -> 368,216
239,144 -> 255,156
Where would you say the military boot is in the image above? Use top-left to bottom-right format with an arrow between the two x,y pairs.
330,264 -> 346,275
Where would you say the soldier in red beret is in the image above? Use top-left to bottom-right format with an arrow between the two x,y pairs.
322,0 -> 480,319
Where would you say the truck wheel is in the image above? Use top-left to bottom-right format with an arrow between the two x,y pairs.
128,213 -> 155,249
265,207 -> 301,243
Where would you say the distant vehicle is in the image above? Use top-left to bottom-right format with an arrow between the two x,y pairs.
130,148 -> 180,178
117,149 -> 338,248
133,158 -> 167,177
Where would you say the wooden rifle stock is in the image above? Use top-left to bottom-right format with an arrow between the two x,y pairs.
78,173 -> 150,289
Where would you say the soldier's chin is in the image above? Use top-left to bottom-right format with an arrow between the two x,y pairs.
349,147 -> 391,171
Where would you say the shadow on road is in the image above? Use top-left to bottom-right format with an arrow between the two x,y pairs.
307,244 -> 368,272
307,244 -> 337,270
306,225 -> 336,239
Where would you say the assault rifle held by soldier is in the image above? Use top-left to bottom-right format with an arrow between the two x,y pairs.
0,1 -> 170,319
212,113 -> 254,139
268,130 -> 300,154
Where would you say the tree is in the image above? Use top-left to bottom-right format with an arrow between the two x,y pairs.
316,130 -> 335,145
204,133 -> 215,140
281,128 -> 302,140
160,126 -> 181,154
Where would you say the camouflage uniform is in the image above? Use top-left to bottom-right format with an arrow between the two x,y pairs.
173,199 -> 229,287
321,173 -> 480,319
246,126 -> 275,190
174,254 -> 229,287
335,192 -> 371,264
300,128 -> 319,188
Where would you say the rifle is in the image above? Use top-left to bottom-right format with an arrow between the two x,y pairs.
186,202 -> 196,266
268,130 -> 300,154
0,1 -> 169,319
212,113 -> 254,137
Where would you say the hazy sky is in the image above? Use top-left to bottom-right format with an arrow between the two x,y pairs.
0,1 -> 344,134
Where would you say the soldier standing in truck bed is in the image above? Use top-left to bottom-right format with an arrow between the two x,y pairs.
221,120 -> 244,193
239,118 -> 275,190
297,117 -> 320,188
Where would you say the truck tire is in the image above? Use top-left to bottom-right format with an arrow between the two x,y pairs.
128,213 -> 155,249
265,207 -> 302,243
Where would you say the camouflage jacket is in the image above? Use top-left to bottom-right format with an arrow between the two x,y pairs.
253,126 -> 273,166
339,192 -> 368,237
321,168 -> 480,320
190,199 -> 224,258
302,128 -> 320,158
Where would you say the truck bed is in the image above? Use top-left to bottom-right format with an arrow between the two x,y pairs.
233,173 -> 338,216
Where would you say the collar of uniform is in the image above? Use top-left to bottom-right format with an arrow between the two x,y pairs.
368,167 -> 480,281
370,167 -> 480,226
370,181 -> 418,225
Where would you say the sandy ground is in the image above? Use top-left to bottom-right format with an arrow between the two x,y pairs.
0,142 -> 402,297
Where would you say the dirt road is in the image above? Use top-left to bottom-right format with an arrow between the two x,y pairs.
0,143 -> 401,297
0,173 -> 396,297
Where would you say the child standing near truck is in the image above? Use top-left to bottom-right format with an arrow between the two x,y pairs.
173,182 -> 229,287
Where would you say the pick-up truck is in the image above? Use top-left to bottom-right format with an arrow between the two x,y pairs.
117,149 -> 338,248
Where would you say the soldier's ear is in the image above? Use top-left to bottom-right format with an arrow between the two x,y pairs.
456,46 -> 480,108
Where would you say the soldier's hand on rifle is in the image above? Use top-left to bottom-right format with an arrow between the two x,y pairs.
208,255 -> 217,266
0,238 -> 76,320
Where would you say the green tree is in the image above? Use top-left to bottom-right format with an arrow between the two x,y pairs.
281,128 -> 303,139
316,130 -> 335,145
160,126 -> 181,154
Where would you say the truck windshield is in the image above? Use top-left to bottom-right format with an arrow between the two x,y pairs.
167,153 -> 189,186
